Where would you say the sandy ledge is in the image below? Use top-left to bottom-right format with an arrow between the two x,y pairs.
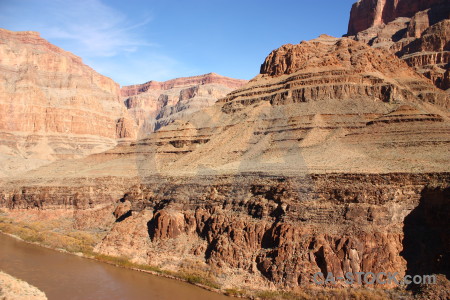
0,271 -> 47,300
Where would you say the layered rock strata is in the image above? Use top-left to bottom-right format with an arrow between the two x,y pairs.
0,29 -> 136,177
0,173 -> 448,291
0,4 -> 449,295
121,73 -> 247,133
347,0 -> 447,35
347,0 -> 450,90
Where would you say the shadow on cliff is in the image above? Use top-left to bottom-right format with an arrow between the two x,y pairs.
400,186 -> 449,285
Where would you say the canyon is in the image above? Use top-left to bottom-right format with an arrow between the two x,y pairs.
0,0 -> 449,299
0,28 -> 246,178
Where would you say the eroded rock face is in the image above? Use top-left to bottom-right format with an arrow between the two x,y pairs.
121,73 -> 247,133
0,29 -> 136,177
2,174 -> 447,290
347,0 -> 447,35
347,0 -> 450,90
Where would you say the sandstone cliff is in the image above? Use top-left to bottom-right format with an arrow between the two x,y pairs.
347,0 -> 450,90
347,0 -> 447,35
0,29 -> 137,177
121,73 -> 247,133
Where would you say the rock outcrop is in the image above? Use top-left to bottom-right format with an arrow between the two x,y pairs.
347,0 -> 450,90
0,28 -> 137,177
121,73 -> 247,133
347,0 -> 447,35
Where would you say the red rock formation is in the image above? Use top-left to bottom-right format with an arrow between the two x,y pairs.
347,0 -> 447,35
0,28 -> 136,176
121,73 -> 248,133
0,7 -> 448,297
347,0 -> 450,90
121,73 -> 247,97
1,34 -> 447,295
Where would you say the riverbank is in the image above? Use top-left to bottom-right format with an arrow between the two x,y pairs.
0,271 -> 47,300
0,212 -> 408,300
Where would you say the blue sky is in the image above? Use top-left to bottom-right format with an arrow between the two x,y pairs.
0,0 -> 356,86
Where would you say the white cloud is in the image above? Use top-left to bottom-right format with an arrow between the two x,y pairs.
88,52 -> 199,86
26,0 -> 152,57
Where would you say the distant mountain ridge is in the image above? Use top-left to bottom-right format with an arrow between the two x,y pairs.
121,73 -> 247,96
121,73 -> 248,133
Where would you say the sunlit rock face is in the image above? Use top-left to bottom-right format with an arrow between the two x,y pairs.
121,73 -> 248,133
0,28 -> 136,177
347,0 -> 450,90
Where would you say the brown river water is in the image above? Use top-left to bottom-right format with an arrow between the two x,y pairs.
0,233 -> 231,300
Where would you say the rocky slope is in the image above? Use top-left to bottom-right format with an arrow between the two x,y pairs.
0,271 -> 47,300
0,29 -> 136,177
121,73 -> 247,133
1,33 -> 448,295
347,0 -> 450,90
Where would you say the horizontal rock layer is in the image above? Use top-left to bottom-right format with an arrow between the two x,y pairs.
121,73 -> 247,97
1,173 -> 448,290
0,14 -> 449,295
122,73 -> 247,133
347,0 -> 450,90
0,29 -> 137,176
347,0 -> 447,35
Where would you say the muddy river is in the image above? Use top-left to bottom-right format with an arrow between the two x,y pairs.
0,233 -> 231,300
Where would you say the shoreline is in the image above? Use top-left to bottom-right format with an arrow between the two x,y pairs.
0,231 -> 231,297
0,269 -> 47,300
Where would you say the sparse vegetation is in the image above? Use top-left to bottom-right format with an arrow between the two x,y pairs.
224,288 -> 246,297
255,290 -> 309,300
0,216 -> 98,254
252,288 -> 400,300
89,253 -> 220,289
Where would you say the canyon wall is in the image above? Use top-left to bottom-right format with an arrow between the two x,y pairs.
1,174 -> 448,291
347,0 -> 450,90
121,73 -> 247,133
0,29 -> 136,177
347,0 -> 447,35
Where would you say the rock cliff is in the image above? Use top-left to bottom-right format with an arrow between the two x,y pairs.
347,0 -> 450,90
121,73 -> 247,133
347,0 -> 447,35
0,29 -> 137,177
